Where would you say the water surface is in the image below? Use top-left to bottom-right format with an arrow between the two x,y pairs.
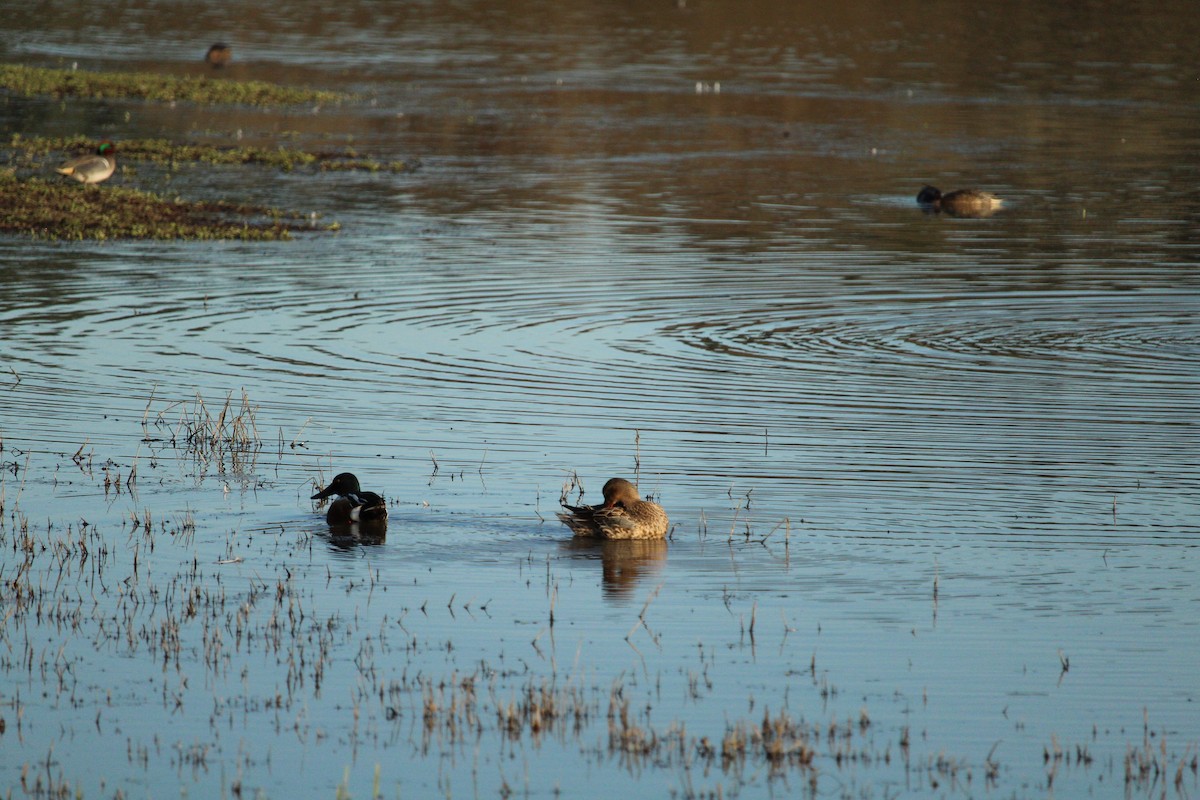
1,1 -> 1198,797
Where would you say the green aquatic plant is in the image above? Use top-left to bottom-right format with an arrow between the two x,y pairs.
0,171 -> 330,240
10,134 -> 411,174
0,63 -> 346,107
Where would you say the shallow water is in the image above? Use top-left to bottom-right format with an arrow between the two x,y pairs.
1,1 -> 1198,797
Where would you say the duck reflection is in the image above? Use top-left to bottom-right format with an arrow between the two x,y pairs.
323,520 -> 388,552
562,537 -> 668,600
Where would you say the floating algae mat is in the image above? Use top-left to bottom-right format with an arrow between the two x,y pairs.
0,171 -> 328,240
0,63 -> 346,107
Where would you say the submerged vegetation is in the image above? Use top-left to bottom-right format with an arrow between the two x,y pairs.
0,62 -> 346,107
0,170 -> 325,240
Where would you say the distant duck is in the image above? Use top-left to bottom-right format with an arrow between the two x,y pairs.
311,472 -> 388,525
205,43 -> 232,68
56,141 -> 117,185
917,185 -> 1003,217
558,477 -> 669,540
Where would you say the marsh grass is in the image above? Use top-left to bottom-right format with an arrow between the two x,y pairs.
0,170 -> 320,240
1124,715 -> 1200,795
0,133 -> 411,239
0,63 -> 346,107
4,463 -> 1197,799
2,423 -> 1194,800
142,390 -> 263,476
11,134 -> 413,174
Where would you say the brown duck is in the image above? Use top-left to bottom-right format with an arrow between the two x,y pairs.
205,43 -> 232,68
558,477 -> 669,540
917,185 -> 1003,217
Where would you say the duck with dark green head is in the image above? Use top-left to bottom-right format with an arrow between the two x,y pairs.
311,472 -> 388,525
917,185 -> 1003,218
56,141 -> 117,185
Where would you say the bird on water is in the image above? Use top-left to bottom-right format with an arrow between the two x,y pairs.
310,472 -> 388,525
557,477 -> 669,540
917,185 -> 1003,217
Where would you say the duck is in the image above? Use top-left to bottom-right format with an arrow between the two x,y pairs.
917,185 -> 1003,217
557,477 -> 669,540
310,472 -> 388,525
56,141 -> 117,185
205,43 -> 232,68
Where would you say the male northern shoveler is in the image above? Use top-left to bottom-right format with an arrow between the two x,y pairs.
917,185 -> 1003,217
56,141 -> 117,185
205,43 -> 232,68
311,472 -> 388,525
557,477 -> 669,540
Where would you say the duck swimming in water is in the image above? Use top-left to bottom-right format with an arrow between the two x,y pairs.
557,477 -> 669,540
205,43 -> 232,68
311,472 -> 387,525
917,185 -> 1003,217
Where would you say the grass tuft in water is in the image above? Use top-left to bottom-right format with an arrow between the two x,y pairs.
142,390 -> 264,477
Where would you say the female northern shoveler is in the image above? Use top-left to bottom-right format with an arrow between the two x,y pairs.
917,185 -> 1003,217
311,472 -> 388,525
557,477 -> 669,540
56,141 -> 117,185
205,43 -> 232,68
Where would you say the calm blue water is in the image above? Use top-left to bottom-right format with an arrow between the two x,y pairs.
1,1 -> 1198,797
